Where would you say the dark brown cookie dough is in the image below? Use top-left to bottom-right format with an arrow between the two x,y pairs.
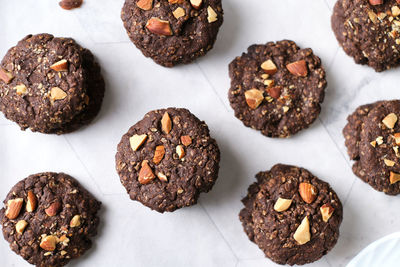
332,0 -> 400,72
228,40 -> 326,138
121,0 -> 223,67
344,100 -> 400,195
0,172 -> 101,267
0,33 -> 105,134
115,107 -> 220,213
239,164 -> 342,265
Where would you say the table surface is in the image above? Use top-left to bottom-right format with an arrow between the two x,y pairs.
1,0 -> 399,266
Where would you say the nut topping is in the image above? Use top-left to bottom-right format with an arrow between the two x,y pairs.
153,145 -> 165,164
14,84 -> 27,96
293,216 -> 311,245
392,6 -> 400,17
50,87 -> 67,101
5,198 -> 24,219
136,0 -> 153,10
157,172 -> 168,182
382,113 -> 398,129
384,158 -> 396,167
129,134 -> 148,151
138,160 -> 156,184
70,215 -> 81,227
173,7 -> 185,19
207,6 -> 218,23
181,135 -> 192,146
0,68 -> 14,84
16,220 -> 28,234
273,198 -> 292,212
50,59 -> 68,72
146,17 -> 173,36
26,191 -> 37,212
394,133 -> 400,145
267,86 -> 282,99
286,60 -> 308,77
45,201 -> 62,216
261,59 -> 278,75
299,182 -> 318,204
168,0 -> 184,3
369,0 -> 383,5
390,171 -> 400,184
320,203 -> 334,222
176,145 -> 185,159
40,235 -> 58,251
161,112 -> 172,134
244,89 -> 264,109
190,0 -> 202,9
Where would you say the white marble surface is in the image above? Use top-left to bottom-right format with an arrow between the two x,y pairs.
0,0 -> 399,266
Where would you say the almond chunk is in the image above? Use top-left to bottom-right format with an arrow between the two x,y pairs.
244,89 -> 264,109
293,216 -> 311,245
286,60 -> 308,77
382,113 -> 398,129
190,0 -> 202,9
392,6 -> 400,17
173,7 -> 185,19
207,6 -> 218,23
0,68 -> 14,84
129,134 -> 148,151
50,87 -> 67,101
157,172 -> 168,182
138,160 -> 156,184
369,0 -> 383,5
390,171 -> 400,184
16,220 -> 28,234
168,0 -> 184,3
299,182 -> 318,204
264,79 -> 274,88
176,145 -> 185,159
26,191 -> 37,212
384,158 -> 396,167
146,17 -> 173,36
40,235 -> 58,251
273,198 -> 292,212
14,84 -> 27,95
45,201 -> 61,216
261,60 -> 277,75
181,135 -> 192,146
50,59 -> 68,72
161,112 -> 172,134
267,86 -> 282,99
153,145 -> 165,164
70,215 -> 81,227
5,198 -> 24,219
368,10 -> 378,24
394,133 -> 400,145
136,0 -> 153,10
320,203 -> 334,222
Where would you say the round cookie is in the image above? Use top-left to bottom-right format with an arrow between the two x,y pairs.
331,0 -> 400,72
0,172 -> 101,267
228,40 -> 326,138
0,33 -> 105,134
115,107 -> 220,213
121,0 -> 223,67
343,100 -> 400,195
239,164 -> 342,265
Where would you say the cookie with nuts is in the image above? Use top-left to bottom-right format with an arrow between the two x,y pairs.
121,0 -> 223,67
344,100 -> 400,194
115,107 -> 220,212
0,172 -> 101,267
228,40 -> 326,138
239,164 -> 342,265
0,33 -> 105,134
332,0 -> 400,72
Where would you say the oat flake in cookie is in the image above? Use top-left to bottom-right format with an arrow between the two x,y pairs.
116,108 -> 220,212
0,173 -> 101,267
344,100 -> 400,195
0,33 -> 105,134
121,0 -> 223,67
239,164 -> 342,265
332,0 -> 400,72
228,40 -> 326,138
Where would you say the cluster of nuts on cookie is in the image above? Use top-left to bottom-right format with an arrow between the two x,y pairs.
272,182 -> 334,245
136,0 -> 219,36
129,112 -> 192,185
0,58 -> 72,103
365,0 -> 400,46
244,59 -> 308,112
4,191 -> 82,257
370,112 -> 400,184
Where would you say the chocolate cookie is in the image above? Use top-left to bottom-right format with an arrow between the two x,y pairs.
0,172 -> 101,267
0,34 -> 105,134
343,100 -> 400,195
121,0 -> 223,67
239,164 -> 342,265
228,40 -> 326,138
332,0 -> 400,72
115,107 -> 220,212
